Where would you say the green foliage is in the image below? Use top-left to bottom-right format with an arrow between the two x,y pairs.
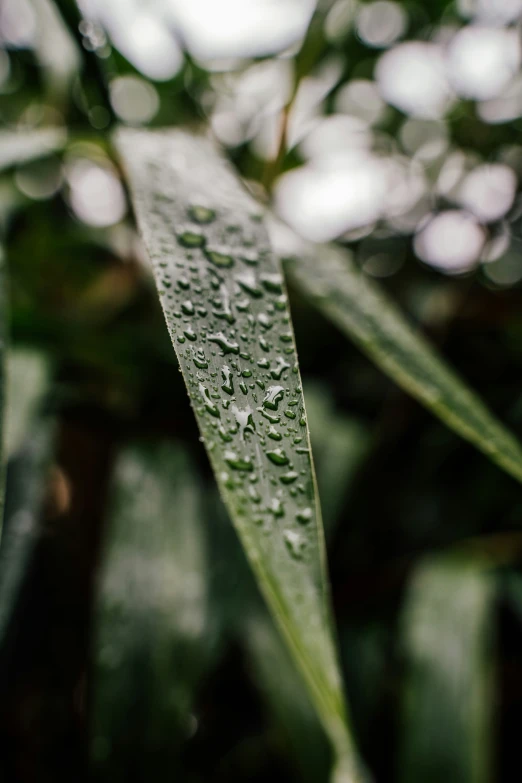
91,441 -> 216,779
116,127 -> 362,782
400,556 -> 494,783
2,1 -> 522,782
279,230 -> 522,484
0,349 -> 51,649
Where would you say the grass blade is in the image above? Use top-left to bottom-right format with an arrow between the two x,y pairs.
91,441 -> 215,777
116,128 -> 362,783
274,225 -> 522,484
304,379 -> 370,537
400,556 -> 494,783
0,350 -> 51,649
4,349 -> 50,460
245,608 -> 332,783
0,257 -> 6,517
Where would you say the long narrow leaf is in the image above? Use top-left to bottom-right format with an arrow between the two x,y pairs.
0,350 -> 51,649
116,128 -> 362,782
400,556 -> 494,783
305,380 -> 370,537
272,224 -> 522,485
4,349 -> 50,460
91,441 -> 215,778
0,256 -> 6,520
0,424 -> 53,652
246,608 -> 332,783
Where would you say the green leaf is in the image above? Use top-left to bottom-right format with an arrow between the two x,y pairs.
0,129 -> 67,172
0,349 -> 51,650
116,128 -> 362,783
305,379 -> 370,537
275,225 -> 522,485
0,255 -> 6,510
91,441 -> 215,778
399,555 -> 494,783
245,608 -> 332,783
0,424 -> 53,652
4,349 -> 50,460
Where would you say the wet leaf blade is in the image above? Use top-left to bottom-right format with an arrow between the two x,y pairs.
5,349 -> 50,460
304,379 -> 370,537
400,556 -> 494,783
0,350 -> 52,649
0,257 -> 6,516
245,608 -> 332,783
116,128 -> 361,782
91,441 -> 215,776
278,229 -> 522,484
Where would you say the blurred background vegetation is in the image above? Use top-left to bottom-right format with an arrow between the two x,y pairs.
2,0 -> 522,781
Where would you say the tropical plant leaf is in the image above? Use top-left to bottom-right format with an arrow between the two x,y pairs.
90,441 -> 216,778
272,223 -> 522,485
0,424 -> 53,653
399,555 -> 494,783
304,379 -> 370,537
116,128 -> 362,783
4,349 -> 50,460
0,254 -> 7,520
0,129 -> 67,172
245,608 -> 332,783
0,349 -> 51,650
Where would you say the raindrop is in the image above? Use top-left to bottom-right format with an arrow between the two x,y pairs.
258,313 -> 273,330
249,486 -> 261,504
239,250 -> 259,265
209,333 -> 240,355
270,357 -> 290,380
259,408 -> 280,424
181,300 -> 195,316
184,327 -> 197,341
266,448 -> 289,466
218,426 -> 233,442
267,426 -> 282,441
296,508 -> 313,524
199,383 -> 220,418
232,404 -> 256,441
224,450 -> 254,472
263,385 -> 285,411
188,205 -> 216,224
193,349 -> 208,369
280,471 -> 298,484
235,271 -> 263,298
284,410 -> 296,420
259,337 -> 270,351
221,365 -> 234,395
284,530 -> 306,560
269,498 -> 285,518
205,249 -> 234,268
178,231 -> 206,248
260,273 -> 284,294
